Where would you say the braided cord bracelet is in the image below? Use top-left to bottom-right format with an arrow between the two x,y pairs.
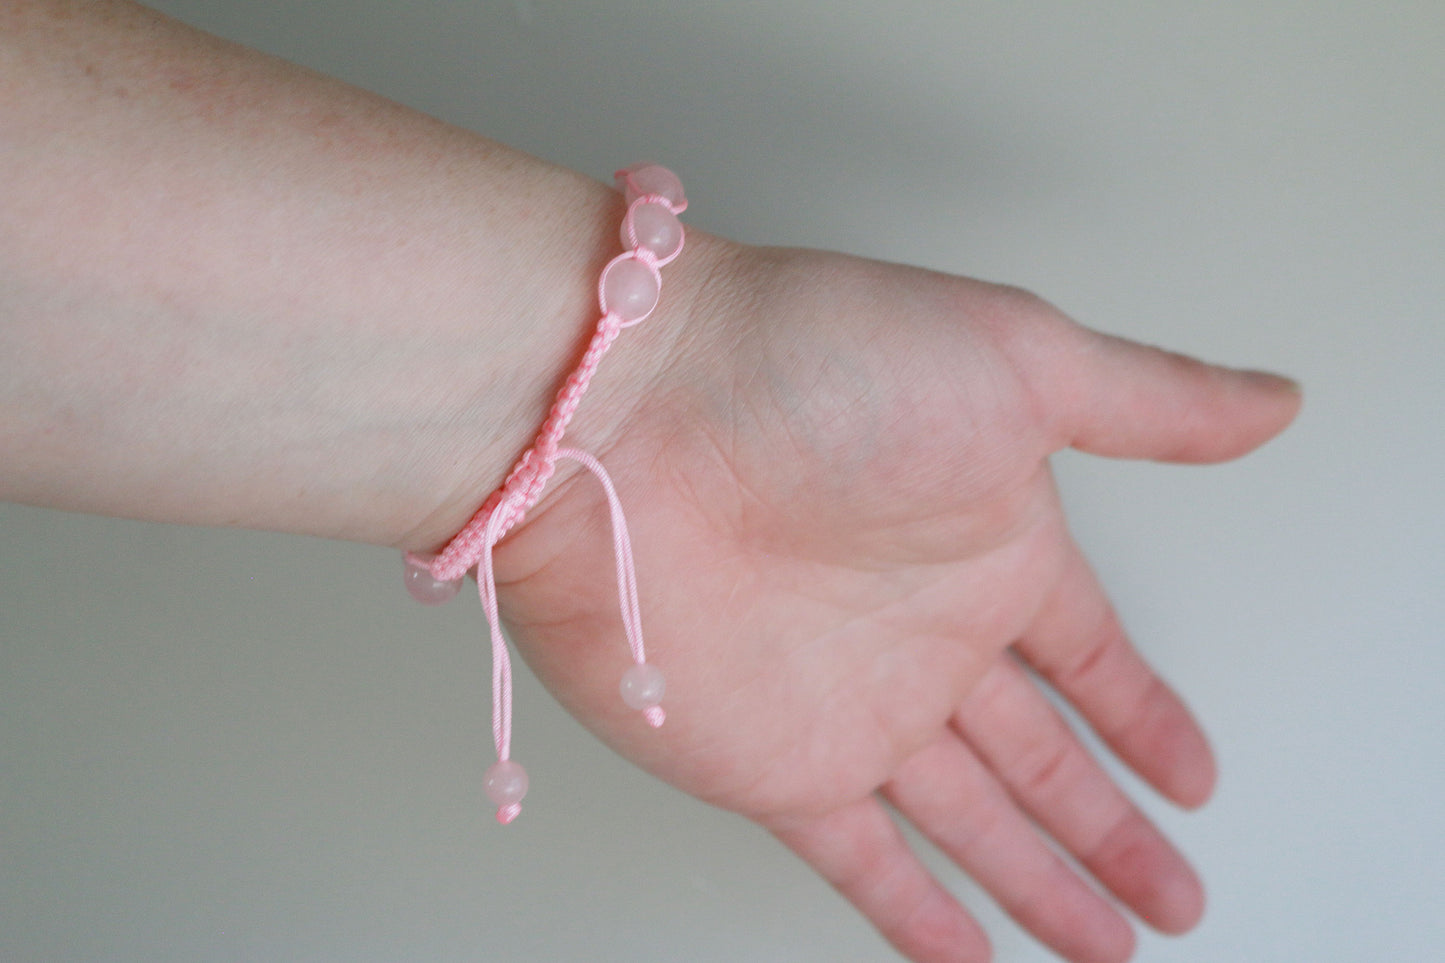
402,164 -> 687,824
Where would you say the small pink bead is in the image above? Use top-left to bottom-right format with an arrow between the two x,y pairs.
403,557 -> 462,605
485,759 -> 529,807
617,163 -> 686,209
599,255 -> 660,324
620,663 -> 666,710
622,200 -> 684,264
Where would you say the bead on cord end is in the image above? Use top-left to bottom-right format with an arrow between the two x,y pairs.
485,759 -> 528,824
621,663 -> 666,728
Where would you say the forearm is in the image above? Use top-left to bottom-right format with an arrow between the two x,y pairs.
0,0 -> 714,549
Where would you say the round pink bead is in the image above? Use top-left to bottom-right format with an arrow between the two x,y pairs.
622,200 -> 684,263
403,557 -> 462,605
618,164 -> 685,208
484,759 -> 529,807
600,256 -> 660,323
619,663 -> 666,710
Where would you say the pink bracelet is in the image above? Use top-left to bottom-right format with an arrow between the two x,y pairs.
401,164 -> 687,824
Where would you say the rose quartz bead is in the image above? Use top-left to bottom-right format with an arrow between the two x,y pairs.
622,200 -> 684,264
404,557 -> 463,605
484,759 -> 529,807
599,255 -> 660,324
617,163 -> 686,209
619,663 -> 666,711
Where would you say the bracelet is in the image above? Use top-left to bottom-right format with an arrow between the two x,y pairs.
401,164 -> 687,824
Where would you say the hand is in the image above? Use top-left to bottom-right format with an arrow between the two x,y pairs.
0,11 -> 1298,959
484,241 -> 1301,963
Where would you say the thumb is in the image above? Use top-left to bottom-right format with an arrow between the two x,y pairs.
1034,327 -> 1303,463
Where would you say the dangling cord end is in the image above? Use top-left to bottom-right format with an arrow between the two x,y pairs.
557,448 -> 666,728
480,494 -> 529,824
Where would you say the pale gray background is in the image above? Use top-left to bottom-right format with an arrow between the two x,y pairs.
2,2 -> 1441,961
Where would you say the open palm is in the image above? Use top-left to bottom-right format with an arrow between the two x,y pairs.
489,247 -> 1300,963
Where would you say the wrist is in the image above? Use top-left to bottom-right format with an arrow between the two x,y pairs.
392,168 -> 746,558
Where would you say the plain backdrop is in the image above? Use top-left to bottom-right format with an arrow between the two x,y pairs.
3,2 -> 1442,961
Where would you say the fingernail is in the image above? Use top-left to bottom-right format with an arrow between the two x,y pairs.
1240,369 -> 1302,394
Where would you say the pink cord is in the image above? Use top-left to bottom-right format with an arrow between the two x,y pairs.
403,164 -> 686,823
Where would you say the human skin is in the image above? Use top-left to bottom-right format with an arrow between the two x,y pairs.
0,4 -> 1301,962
